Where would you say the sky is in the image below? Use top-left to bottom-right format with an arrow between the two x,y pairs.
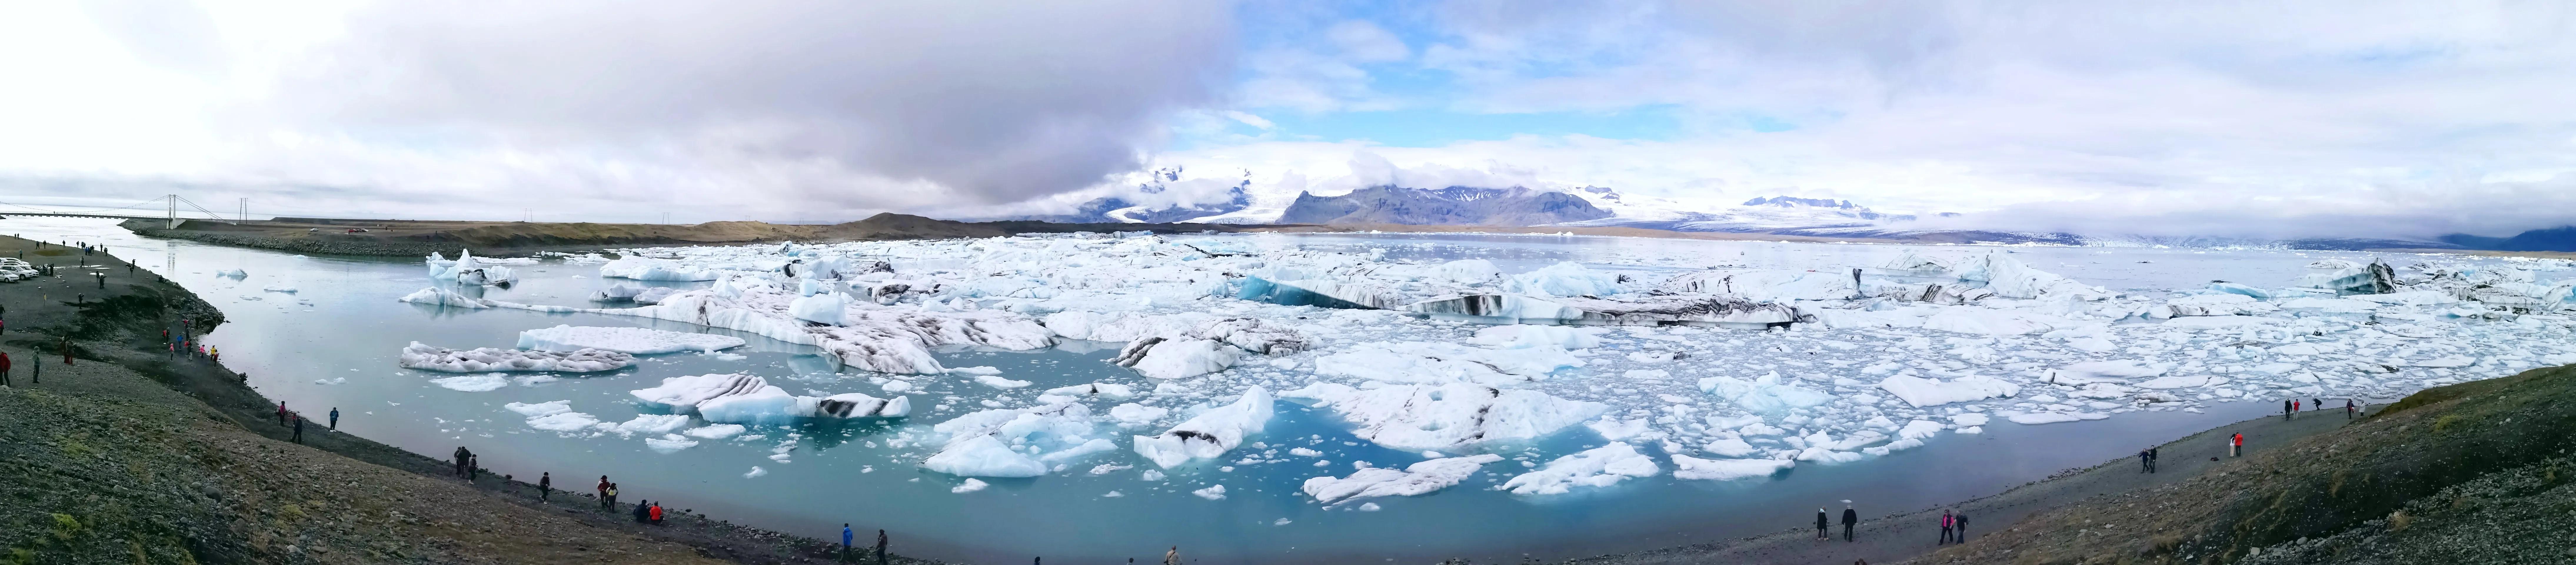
3,0 -> 2573,239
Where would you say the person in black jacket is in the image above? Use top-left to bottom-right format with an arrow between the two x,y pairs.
538,472 -> 552,502
1954,511 -> 1969,541
1841,501 -> 1859,541
1814,508 -> 1829,539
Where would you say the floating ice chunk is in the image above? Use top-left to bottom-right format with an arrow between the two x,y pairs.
1192,485 -> 1227,500
400,342 -> 634,373
2160,294 -> 2276,317
1109,403 -> 1169,425
1236,274 -> 1414,309
1503,261 -> 1627,298
505,400 -> 573,417
923,435 -> 1048,478
1044,383 -> 1138,400
682,424 -> 746,439
948,478 -> 989,494
2297,259 -> 2396,295
1133,387 -> 1274,468
1703,437 -> 1759,457
612,414 -> 693,436
1042,311 -> 1187,342
526,412 -> 603,432
1315,341 -> 1583,386
1953,251 -> 2113,301
1112,338 -> 1240,380
1795,447 -> 1865,463
1671,454 -> 1794,481
429,373 -> 510,392
632,373 -> 908,422
1877,249 -> 1952,274
1302,454 -> 1504,504
592,283 -> 647,302
1284,383 -> 1606,450
1498,443 -> 1660,495
631,287 -> 678,305
600,257 -> 724,281
974,375 -> 1033,389
261,283 -> 298,293
644,436 -> 699,452
788,292 -> 852,326
1950,413 -> 1988,426
515,325 -> 747,354
1468,325 -> 1605,350
631,373 -> 769,411
947,366 -> 1003,376
1921,308 -> 2070,336
215,269 -> 247,278
1896,420 -> 1946,440
1873,374 -> 2020,407
1587,418 -> 1654,441
1698,372 -> 1833,413
397,287 -> 490,309
2007,412 -> 2108,424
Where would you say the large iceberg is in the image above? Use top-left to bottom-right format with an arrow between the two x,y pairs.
629,373 -> 908,423
1671,454 -> 1794,481
924,403 -> 1115,477
1303,454 -> 1504,504
1497,442 -> 1660,495
1283,383 -> 1606,450
1873,374 -> 2021,407
1953,251 -> 2113,301
1132,387 -> 1274,468
515,325 -> 747,354
397,342 -> 633,373
428,250 -> 518,286
1698,372 -> 1834,413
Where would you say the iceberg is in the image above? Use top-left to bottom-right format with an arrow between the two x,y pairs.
1111,338 -> 1240,380
428,373 -> 510,392
629,373 -> 908,422
515,325 -> 747,354
1313,341 -> 1582,386
1302,454 -> 1504,504
1132,387 -> 1274,468
1656,269 -> 1858,301
1671,454 -> 1794,481
1876,249 -> 1953,274
398,342 -> 634,373
2296,259 -> 2396,295
427,250 -> 518,286
592,283 -> 647,302
397,287 -> 490,309
505,400 -> 574,417
789,292 -> 852,326
927,402 -> 1113,476
1698,372 -> 1833,413
1283,383 -> 1606,450
1954,251 -> 2113,301
1498,442 -> 1660,495
597,283 -> 1055,374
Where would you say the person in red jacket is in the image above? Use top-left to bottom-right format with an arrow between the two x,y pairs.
1,351 -> 13,386
2231,432 -> 2244,457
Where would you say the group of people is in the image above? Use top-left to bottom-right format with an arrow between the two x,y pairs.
2137,446 -> 2161,473
273,402 -> 335,443
2284,397 -> 2362,419
837,525 -> 896,563
452,446 -> 479,479
1812,501 -> 1972,547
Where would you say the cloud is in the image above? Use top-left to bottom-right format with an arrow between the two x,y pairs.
1,0 -> 1238,219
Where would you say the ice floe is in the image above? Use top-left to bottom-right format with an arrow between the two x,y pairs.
516,325 -> 746,354
1498,443 -> 1660,495
398,342 -> 634,373
1303,454 -> 1504,504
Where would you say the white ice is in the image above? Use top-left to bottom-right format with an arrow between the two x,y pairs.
1303,454 -> 1504,504
516,325 -> 747,354
399,342 -> 634,373
1498,442 -> 1660,495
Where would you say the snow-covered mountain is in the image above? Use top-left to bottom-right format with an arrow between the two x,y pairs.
1011,167 -> 1254,224
1559,188 -> 1915,232
1276,186 -> 1612,226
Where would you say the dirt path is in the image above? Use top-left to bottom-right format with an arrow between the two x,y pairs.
0,234 -> 936,564
1565,405 -> 2371,565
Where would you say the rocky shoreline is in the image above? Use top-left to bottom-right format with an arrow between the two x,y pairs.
0,234 -> 942,564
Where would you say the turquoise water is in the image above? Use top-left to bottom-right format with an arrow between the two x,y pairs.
0,219 -> 2457,563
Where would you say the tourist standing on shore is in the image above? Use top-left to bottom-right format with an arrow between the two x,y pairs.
2283,399 -> 2293,420
277,402 -> 289,426
290,414 -> 304,443
539,472 -> 552,501
1841,501 -> 1858,541
877,530 -> 888,565
2139,449 -> 2153,473
842,524 -> 854,562
1815,507 -> 1829,539
2231,432 -> 2244,456
1955,511 -> 1969,541
2,351 -> 13,386
2346,399 -> 2357,419
598,476 -> 611,509
1163,546 -> 1179,565
329,408 -> 339,429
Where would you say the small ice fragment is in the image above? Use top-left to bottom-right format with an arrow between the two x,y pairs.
952,479 -> 990,494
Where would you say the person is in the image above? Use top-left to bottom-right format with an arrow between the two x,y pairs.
649,502 -> 663,524
2,351 -> 13,387
1938,510 -> 1954,544
539,472 -> 553,502
2283,399 -> 2293,420
210,347 -> 217,363
2346,399 -> 2357,419
452,446 -> 469,476
2147,447 -> 2159,473
329,408 -> 339,430
607,483 -> 619,510
2139,449 -> 2152,473
468,454 -> 478,480
29,354 -> 36,384
1815,507 -> 1829,539
2231,432 -> 2243,457
1956,511 -> 1970,541
877,529 -> 889,565
291,414 -> 304,444
1841,501 -> 1858,541
2294,399 -> 2302,415
843,524 -> 855,562
598,476 -> 612,509
278,402 -> 290,426
59,337 -> 71,366
1164,546 -> 1180,565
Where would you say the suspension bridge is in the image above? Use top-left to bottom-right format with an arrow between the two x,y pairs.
0,195 -> 244,228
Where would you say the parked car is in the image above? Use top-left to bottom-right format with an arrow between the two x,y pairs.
308,227 -> 321,232
345,227 -> 369,233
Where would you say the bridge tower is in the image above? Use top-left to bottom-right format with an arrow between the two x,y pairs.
166,194 -> 178,229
